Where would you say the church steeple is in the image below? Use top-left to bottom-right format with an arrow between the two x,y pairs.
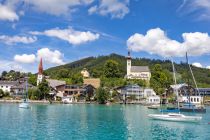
37,58 -> 44,85
38,58 -> 43,75
127,51 -> 131,77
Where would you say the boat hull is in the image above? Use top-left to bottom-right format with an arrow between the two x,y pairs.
19,102 -> 29,109
148,114 -> 202,123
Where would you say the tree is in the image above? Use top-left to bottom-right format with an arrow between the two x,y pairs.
28,88 -> 42,100
28,74 -> 37,86
1,71 -> 7,79
150,64 -> 172,95
71,73 -> 83,84
104,60 -> 121,78
0,89 -> 4,98
38,80 -> 50,100
96,87 -> 109,104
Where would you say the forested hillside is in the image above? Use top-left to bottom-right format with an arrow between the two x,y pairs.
45,53 -> 210,88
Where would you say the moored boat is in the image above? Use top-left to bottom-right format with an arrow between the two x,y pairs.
148,113 -> 202,122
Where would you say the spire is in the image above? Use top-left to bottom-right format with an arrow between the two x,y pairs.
38,58 -> 43,75
127,51 -> 131,59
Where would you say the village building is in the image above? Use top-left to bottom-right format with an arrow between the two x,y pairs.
10,80 -> 34,98
126,52 -> 151,82
0,78 -> 34,98
46,79 -> 66,100
81,68 -> 90,78
166,83 -> 204,105
62,84 -> 95,103
116,84 -> 160,104
83,78 -> 100,89
0,81 -> 18,93
37,58 -> 44,86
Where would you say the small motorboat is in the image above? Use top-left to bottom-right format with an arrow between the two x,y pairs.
148,113 -> 202,123
148,105 -> 159,109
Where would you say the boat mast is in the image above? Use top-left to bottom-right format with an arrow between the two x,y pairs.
171,59 -> 179,110
186,52 -> 191,106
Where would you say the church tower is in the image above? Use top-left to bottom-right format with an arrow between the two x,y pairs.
37,58 -> 43,86
127,51 -> 131,76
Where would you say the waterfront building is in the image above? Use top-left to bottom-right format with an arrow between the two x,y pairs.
37,58 -> 44,86
46,79 -> 66,100
0,81 -> 17,93
126,51 -> 151,82
63,84 -> 95,103
147,96 -> 160,104
81,68 -> 90,78
10,81 -> 34,98
116,84 -> 159,104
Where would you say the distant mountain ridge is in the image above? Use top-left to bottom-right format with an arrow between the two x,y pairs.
45,53 -> 210,87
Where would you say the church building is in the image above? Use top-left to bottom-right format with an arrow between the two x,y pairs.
37,58 -> 44,86
126,52 -> 151,82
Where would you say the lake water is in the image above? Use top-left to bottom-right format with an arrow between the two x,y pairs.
0,103 -> 210,140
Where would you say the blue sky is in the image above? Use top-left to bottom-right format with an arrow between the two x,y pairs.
0,0 -> 210,73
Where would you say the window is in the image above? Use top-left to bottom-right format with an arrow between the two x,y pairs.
6,86 -> 8,88
197,98 -> 199,102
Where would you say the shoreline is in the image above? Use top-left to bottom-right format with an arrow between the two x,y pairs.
0,99 -> 210,106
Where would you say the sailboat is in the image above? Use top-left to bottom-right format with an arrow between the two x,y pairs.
19,77 -> 30,109
178,53 -> 206,113
148,59 -> 202,122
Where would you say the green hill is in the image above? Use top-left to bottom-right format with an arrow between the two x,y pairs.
45,53 -> 210,87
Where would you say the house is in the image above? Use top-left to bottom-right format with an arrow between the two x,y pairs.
10,81 -> 34,98
116,84 -> 160,104
81,68 -> 90,78
167,83 -> 204,104
83,78 -> 100,89
147,96 -> 160,104
63,84 -> 95,102
46,79 -> 66,99
143,88 -> 157,98
0,81 -> 18,93
166,83 -> 196,96
126,51 -> 151,82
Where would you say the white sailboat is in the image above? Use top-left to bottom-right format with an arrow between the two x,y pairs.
148,59 -> 202,123
19,77 -> 29,109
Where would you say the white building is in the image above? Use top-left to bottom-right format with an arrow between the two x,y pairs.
81,68 -> 90,78
0,81 -> 17,93
143,88 -> 157,98
147,96 -> 160,104
126,52 -> 151,81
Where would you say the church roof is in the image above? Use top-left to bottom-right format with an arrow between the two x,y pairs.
130,66 -> 150,72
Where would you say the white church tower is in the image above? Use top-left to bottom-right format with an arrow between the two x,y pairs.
127,51 -> 131,76
37,58 -> 44,86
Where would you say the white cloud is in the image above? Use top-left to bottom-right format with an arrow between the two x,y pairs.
127,28 -> 210,57
25,0 -> 94,16
88,0 -> 129,19
14,54 -> 36,63
37,48 -> 65,65
0,4 -> 19,21
178,0 -> 210,20
0,60 -> 25,73
0,35 -> 37,45
206,66 -> 210,69
192,62 -> 203,68
30,27 -> 100,45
